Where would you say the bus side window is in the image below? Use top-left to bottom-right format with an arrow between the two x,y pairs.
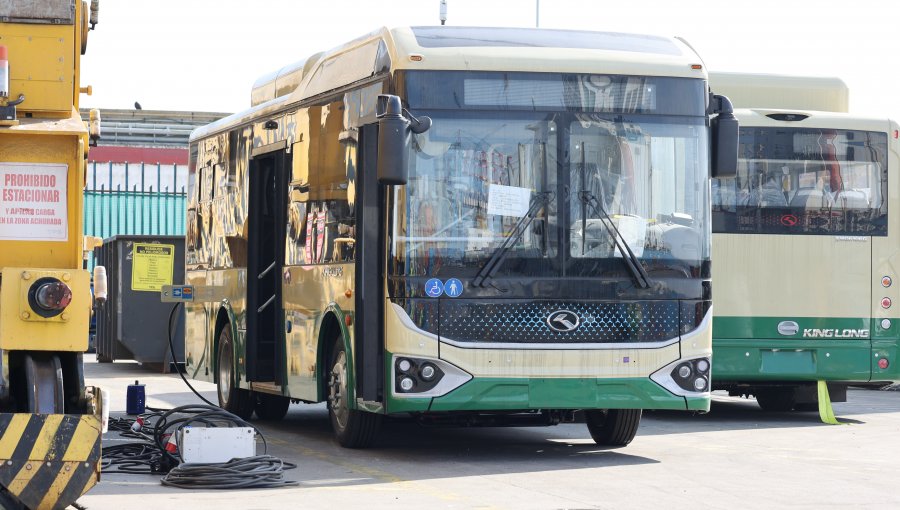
286,187 -> 309,266
194,164 -> 213,266
325,199 -> 355,263
302,98 -> 356,264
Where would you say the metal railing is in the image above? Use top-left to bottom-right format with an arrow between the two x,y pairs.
84,161 -> 186,269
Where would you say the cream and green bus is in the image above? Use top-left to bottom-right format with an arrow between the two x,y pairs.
184,27 -> 737,447
710,73 -> 900,409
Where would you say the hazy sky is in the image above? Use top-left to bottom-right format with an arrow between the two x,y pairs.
81,0 -> 900,118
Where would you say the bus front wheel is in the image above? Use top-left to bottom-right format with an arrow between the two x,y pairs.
585,409 -> 641,446
327,338 -> 381,448
216,326 -> 254,420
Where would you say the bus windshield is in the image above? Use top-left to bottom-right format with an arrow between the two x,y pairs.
390,72 -> 710,280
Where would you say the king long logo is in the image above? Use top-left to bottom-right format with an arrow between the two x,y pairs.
777,320 -> 869,338
547,310 -> 580,332
802,328 -> 869,338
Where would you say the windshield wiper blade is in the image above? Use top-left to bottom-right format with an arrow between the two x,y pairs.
577,190 -> 653,289
472,191 -> 554,288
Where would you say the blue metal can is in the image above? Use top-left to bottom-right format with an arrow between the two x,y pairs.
126,380 -> 146,415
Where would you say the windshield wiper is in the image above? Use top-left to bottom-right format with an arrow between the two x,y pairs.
577,190 -> 653,289
472,191 -> 554,288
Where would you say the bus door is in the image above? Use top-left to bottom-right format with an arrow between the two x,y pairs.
354,124 -> 385,403
246,142 -> 289,384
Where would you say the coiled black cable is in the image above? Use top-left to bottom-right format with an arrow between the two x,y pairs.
102,404 -> 298,490
161,455 -> 298,489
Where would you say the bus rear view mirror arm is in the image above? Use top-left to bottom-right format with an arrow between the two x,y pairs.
708,93 -> 738,179
376,94 -> 432,185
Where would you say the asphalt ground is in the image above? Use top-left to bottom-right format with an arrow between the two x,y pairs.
78,356 -> 900,510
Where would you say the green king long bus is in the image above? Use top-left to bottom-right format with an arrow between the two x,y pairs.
184,27 -> 737,447
709,73 -> 900,409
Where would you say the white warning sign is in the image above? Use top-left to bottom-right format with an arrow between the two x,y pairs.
0,163 -> 69,241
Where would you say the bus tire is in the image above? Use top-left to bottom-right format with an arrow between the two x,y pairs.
255,393 -> 290,421
755,388 -> 795,412
585,409 -> 641,446
216,326 -> 254,420
327,337 -> 382,448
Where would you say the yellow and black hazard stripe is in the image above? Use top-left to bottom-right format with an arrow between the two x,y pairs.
0,413 -> 101,510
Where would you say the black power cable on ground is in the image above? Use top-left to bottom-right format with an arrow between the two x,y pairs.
103,405 -> 298,487
166,302 -> 217,407
102,307 -> 302,490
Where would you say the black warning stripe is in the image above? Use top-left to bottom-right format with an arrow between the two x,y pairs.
14,459 -> 61,509
8,414 -> 44,461
48,415 -> 84,459
8,415 -> 84,462
55,461 -> 99,510
0,413 -> 12,433
0,415 -> 101,510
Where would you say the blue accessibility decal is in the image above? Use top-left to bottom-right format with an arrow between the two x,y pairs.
443,278 -> 463,298
425,278 -> 444,298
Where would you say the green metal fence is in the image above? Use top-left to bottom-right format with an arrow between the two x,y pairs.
84,161 -> 186,269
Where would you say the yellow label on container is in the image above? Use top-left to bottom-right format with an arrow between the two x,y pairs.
131,243 -> 174,292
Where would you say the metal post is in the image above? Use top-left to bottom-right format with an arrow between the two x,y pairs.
172,164 -> 177,235
149,185 -> 155,234
179,185 -> 185,235
124,163 -> 129,233
164,186 -> 169,235
157,163 -> 162,235
116,184 -> 122,237
107,162 -> 113,239
100,184 -> 106,239
132,185 -> 137,236
91,166 -> 97,238
536,0 -> 539,28
140,162 -> 146,235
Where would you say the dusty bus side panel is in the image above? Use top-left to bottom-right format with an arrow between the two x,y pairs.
184,83 -> 383,405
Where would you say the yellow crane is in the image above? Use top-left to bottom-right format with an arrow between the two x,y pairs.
0,1 -> 105,509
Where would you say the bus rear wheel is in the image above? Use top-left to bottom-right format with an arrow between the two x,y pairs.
216,326 -> 254,420
585,409 -> 641,446
327,338 -> 381,448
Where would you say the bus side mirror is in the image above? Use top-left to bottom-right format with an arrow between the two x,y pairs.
375,94 -> 431,186
709,93 -> 738,179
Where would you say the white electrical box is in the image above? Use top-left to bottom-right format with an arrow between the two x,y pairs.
179,427 -> 256,464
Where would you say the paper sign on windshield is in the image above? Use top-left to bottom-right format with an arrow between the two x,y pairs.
0,163 -> 68,241
487,184 -> 531,217
613,215 -> 647,258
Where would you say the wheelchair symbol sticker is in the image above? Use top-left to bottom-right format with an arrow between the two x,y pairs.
443,278 -> 463,298
425,278 -> 444,298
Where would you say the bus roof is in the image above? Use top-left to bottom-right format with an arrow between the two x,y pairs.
195,27 -> 707,143
733,108 -> 896,133
709,72 -> 849,113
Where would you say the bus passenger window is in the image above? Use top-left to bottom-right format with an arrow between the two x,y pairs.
325,200 -> 355,263
286,198 -> 308,265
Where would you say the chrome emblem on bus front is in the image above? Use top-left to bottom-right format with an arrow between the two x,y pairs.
547,310 -> 580,332
777,321 -> 800,336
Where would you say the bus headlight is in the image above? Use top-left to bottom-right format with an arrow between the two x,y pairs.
693,376 -> 709,391
399,377 -> 415,392
392,355 -> 472,398
28,278 -> 73,318
651,356 -> 712,397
